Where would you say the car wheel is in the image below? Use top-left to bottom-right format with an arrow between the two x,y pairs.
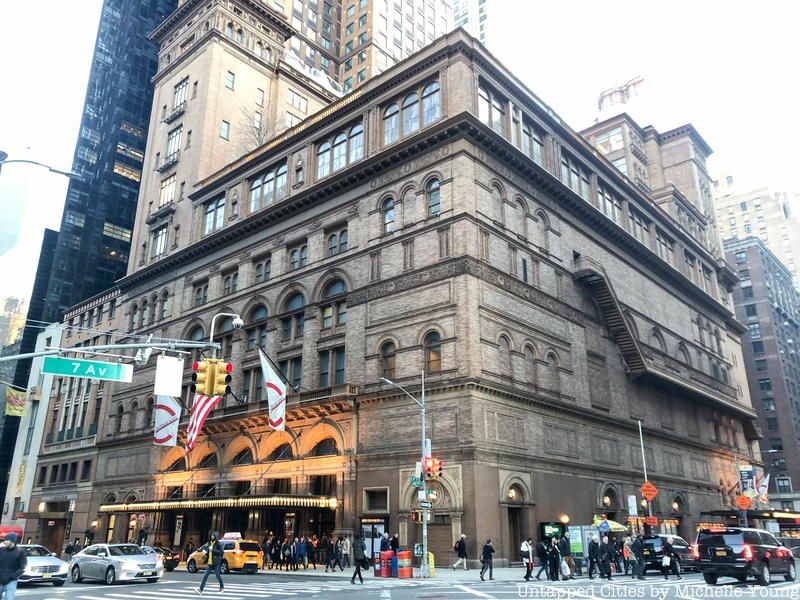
220,560 -> 229,575
53,580 -> 66,587
757,563 -> 771,586
105,567 -> 116,585
187,559 -> 197,573
71,565 -> 83,583
147,577 -> 159,583
785,562 -> 796,582
703,572 -> 718,585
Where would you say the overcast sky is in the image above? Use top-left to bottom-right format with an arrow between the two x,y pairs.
0,0 -> 797,302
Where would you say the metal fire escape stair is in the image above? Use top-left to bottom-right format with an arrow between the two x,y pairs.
574,256 -> 648,377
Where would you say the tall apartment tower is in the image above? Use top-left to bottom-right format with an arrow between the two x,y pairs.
725,237 -> 800,510
714,175 -> 800,289
452,0 -> 489,44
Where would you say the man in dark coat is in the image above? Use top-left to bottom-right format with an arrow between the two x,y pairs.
630,534 -> 645,580
535,538 -> 549,580
599,536 -> 614,580
548,537 -> 561,581
451,534 -> 468,570
351,534 -> 367,584
479,538 -> 495,581
588,535 -> 600,579
379,532 -> 390,552
390,533 -> 400,554
0,533 -> 27,599
195,531 -> 224,594
559,532 -> 575,579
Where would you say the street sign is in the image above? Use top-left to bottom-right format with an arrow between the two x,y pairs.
627,494 -> 638,517
645,516 -> 658,526
410,476 -> 424,488
736,496 -> 752,510
42,356 -> 133,383
640,481 -> 659,502
420,500 -> 432,509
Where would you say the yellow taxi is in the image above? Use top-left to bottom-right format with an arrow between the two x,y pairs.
186,533 -> 263,574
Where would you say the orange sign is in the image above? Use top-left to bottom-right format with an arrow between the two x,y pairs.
736,496 -> 752,510
645,516 -> 658,526
640,481 -> 659,502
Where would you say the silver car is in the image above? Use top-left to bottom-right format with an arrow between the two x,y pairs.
18,545 -> 68,586
70,543 -> 163,584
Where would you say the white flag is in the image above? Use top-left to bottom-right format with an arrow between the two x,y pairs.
258,347 -> 286,430
153,395 -> 181,446
757,473 -> 770,504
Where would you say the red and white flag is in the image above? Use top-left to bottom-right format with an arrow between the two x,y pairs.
153,395 -> 181,447
258,346 -> 286,430
185,393 -> 221,451
757,473 -> 770,504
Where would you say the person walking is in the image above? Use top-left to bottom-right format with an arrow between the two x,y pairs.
194,531 -> 224,595
588,535 -> 600,579
351,534 -> 367,584
451,534 -> 468,570
622,535 -> 632,576
661,536 -> 682,580
297,537 -> 307,569
559,532 -> 575,579
520,538 -> 534,581
185,538 -> 196,563
479,539 -> 494,581
547,536 -> 561,582
64,541 -> 75,562
612,536 -> 623,574
331,538 -> 344,572
340,535 -> 351,568
535,537 -> 549,581
305,537 -> 316,569
630,534 -> 645,580
598,536 -> 613,581
0,533 -> 26,600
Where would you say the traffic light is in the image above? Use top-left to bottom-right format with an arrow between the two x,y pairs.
436,459 -> 443,479
213,361 -> 233,396
424,457 -> 436,480
192,360 -> 212,396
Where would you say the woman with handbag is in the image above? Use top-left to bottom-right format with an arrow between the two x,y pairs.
351,534 -> 367,584
520,538 -> 534,581
661,537 -> 682,580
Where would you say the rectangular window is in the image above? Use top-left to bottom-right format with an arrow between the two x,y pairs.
159,174 -> 176,207
771,438 -> 784,451
173,78 -> 189,107
735,251 -> 747,264
777,477 -> 792,493
755,359 -> 768,372
767,417 -> 779,431
763,398 -> 775,411
752,340 -> 764,353
287,89 -> 309,113
256,88 -> 265,106
166,126 -> 182,157
150,226 -> 168,259
758,378 -> 772,392
594,127 -> 624,154
748,323 -> 762,339
112,162 -> 141,182
744,304 -> 757,318
597,186 -> 622,224
220,120 -> 230,140
226,71 -> 235,89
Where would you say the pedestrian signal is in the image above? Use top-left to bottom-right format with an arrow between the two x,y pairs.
191,361 -> 211,396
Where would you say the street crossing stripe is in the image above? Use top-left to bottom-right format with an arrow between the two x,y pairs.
454,584 -> 498,599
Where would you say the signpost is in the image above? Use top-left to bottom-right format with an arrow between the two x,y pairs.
736,496 -> 752,510
42,356 -> 133,383
419,500 -> 432,509
640,481 -> 659,502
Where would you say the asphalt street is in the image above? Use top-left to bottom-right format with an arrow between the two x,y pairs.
12,570 -> 800,600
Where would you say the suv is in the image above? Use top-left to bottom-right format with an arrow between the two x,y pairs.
642,534 -> 696,573
187,538 -> 263,574
694,526 -> 796,585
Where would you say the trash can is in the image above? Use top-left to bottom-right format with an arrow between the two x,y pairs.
397,550 -> 412,578
374,551 -> 382,576
380,550 -> 393,577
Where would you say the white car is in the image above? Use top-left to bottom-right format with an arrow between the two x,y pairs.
70,543 -> 163,584
18,545 -> 68,586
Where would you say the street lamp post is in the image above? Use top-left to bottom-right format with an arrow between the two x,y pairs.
0,151 -> 84,181
382,371 -> 428,578
208,313 -> 243,358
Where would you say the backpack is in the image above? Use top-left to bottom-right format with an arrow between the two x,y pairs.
453,541 -> 459,551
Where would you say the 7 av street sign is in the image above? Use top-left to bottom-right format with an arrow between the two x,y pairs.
42,357 -> 133,383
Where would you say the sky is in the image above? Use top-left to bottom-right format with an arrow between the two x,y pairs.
0,0 -> 798,302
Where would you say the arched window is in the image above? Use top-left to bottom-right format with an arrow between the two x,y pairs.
263,171 -> 275,205
129,401 -> 139,430
225,22 -> 234,37
383,198 -> 395,234
197,452 -> 218,469
332,133 -> 347,171
281,293 -> 306,340
114,405 -> 124,434
328,233 -> 339,256
499,336 -> 512,377
402,93 -> 419,135
145,398 -> 154,426
349,124 -> 364,163
246,305 -> 268,351
250,178 -> 262,211
235,29 -> 244,43
321,279 -> 347,329
166,456 -> 186,472
140,300 -> 149,328
383,104 -> 400,145
232,448 -> 254,465
254,263 -> 264,283
317,142 -> 331,178
422,82 -> 440,125
130,304 -> 138,330
160,292 -> 169,320
426,178 -> 440,217
255,41 -> 262,56
339,229 -> 348,251
424,331 -> 442,373
312,438 -> 338,456
268,443 -> 293,461
381,341 -> 396,379
524,345 -> 537,384
276,164 -> 287,197
190,326 -> 205,342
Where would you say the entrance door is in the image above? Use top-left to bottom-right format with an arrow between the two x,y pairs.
41,519 -> 66,554
508,507 -> 522,561
361,521 -> 385,560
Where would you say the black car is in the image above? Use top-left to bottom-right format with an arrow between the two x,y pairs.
694,526 -> 796,585
641,534 -> 696,573
149,546 -> 181,571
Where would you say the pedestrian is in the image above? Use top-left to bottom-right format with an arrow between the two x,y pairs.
451,534 -> 468,570
297,537 -> 307,569
547,536 -> 561,581
559,531 -> 575,579
520,538 -> 534,581
661,536 -> 682,580
390,533 -> 400,555
185,538 -> 196,562
194,531 -> 224,595
623,535 -> 632,576
260,537 -> 270,570
612,536 -> 623,574
72,538 -> 82,554
479,538 -> 494,581
331,537 -> 344,572
305,537 -> 316,569
631,534 -> 645,580
599,535 -> 613,581
535,537 -> 549,580
351,534 -> 366,584
270,537 -> 281,569
324,536 -> 337,572
64,541 -> 75,562
341,534 -> 351,568
0,533 -> 26,600
588,535 -> 599,579
379,532 -> 390,552
137,528 -> 148,547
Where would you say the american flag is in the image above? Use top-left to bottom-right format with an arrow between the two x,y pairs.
185,393 -> 221,451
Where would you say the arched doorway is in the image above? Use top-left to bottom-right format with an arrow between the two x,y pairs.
505,484 -> 526,562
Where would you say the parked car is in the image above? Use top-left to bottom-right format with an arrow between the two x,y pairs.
186,537 -> 263,574
70,543 -> 163,584
17,545 -> 68,586
694,526 -> 796,585
140,545 -> 181,571
641,534 -> 696,573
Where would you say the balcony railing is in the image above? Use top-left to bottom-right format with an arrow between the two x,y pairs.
156,151 -> 180,172
162,101 -> 186,124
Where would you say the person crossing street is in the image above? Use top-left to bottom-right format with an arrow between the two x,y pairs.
0,533 -> 26,600
194,531 -> 224,595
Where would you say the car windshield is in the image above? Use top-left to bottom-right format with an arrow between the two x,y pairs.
644,538 -> 662,548
140,546 -> 156,554
698,533 -> 743,546
109,545 -> 145,556
22,546 -> 52,557
239,542 -> 261,552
